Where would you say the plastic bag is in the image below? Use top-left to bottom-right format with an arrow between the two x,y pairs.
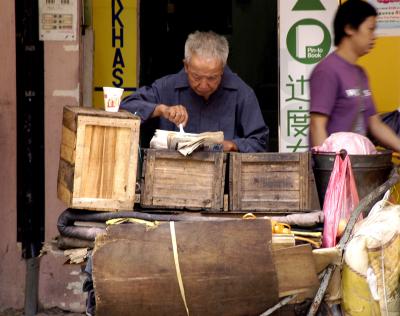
312,132 -> 377,155
370,109 -> 400,146
381,109 -> 400,135
322,154 -> 360,248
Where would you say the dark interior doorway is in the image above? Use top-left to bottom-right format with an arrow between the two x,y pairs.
15,0 -> 45,258
139,0 -> 278,151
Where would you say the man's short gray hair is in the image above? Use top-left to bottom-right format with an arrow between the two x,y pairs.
184,31 -> 229,67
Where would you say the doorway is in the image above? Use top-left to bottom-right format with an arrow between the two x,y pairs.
139,0 -> 278,151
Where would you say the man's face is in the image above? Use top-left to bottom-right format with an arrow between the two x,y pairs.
184,53 -> 224,100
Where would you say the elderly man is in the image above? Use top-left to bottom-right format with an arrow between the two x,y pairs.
120,31 -> 269,152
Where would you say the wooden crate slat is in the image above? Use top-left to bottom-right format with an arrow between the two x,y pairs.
241,172 -> 300,191
151,186 -> 213,197
241,162 -> 300,173
152,197 -> 213,209
241,190 -> 300,200
229,153 -> 242,211
239,152 -> 301,162
141,151 -> 156,206
152,178 -> 214,188
299,152 -> 310,210
239,200 -> 300,211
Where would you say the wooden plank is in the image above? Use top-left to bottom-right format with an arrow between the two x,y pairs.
58,159 -> 75,192
273,245 -> 318,297
64,105 -> 136,120
241,172 -> 300,191
241,190 -> 300,199
239,152 -> 301,163
60,126 -> 76,164
152,197 -> 212,209
241,162 -> 300,173
93,219 -> 278,316
153,149 -> 218,162
62,106 -> 78,132
229,153 -> 242,211
60,143 -> 75,165
141,151 -> 155,206
240,200 -> 300,211
213,153 -> 225,209
57,182 -> 72,206
151,186 -> 213,197
71,197 -> 133,211
299,152 -> 310,210
308,168 -> 321,210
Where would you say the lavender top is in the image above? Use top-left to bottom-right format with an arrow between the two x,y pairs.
310,52 -> 376,136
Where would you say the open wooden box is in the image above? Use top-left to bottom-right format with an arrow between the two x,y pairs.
57,106 -> 140,211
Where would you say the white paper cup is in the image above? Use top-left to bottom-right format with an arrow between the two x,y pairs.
103,87 -> 124,112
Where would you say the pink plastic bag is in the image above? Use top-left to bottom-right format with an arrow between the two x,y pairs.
322,154 -> 360,248
313,132 -> 377,155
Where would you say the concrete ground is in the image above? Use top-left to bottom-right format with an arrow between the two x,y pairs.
0,308 -> 84,316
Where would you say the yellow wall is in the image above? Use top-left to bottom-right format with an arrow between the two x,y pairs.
359,36 -> 400,112
92,0 -> 138,108
343,0 -> 400,113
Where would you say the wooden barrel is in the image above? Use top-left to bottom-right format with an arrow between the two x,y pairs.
92,219 -> 279,316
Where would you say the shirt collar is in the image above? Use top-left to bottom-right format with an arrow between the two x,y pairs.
174,66 -> 239,90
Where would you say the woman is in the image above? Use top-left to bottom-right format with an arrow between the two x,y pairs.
309,0 -> 400,152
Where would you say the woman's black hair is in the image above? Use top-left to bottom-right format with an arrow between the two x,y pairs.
334,0 -> 377,46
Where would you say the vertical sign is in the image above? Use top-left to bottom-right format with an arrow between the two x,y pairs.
279,0 -> 337,152
92,0 -> 138,107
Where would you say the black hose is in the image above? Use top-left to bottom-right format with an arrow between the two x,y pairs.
57,208 -> 233,241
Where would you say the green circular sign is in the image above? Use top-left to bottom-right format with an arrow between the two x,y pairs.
286,18 -> 331,64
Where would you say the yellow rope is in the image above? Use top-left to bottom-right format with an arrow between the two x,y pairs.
170,221 -> 190,316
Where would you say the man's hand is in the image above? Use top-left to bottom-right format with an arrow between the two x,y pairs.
152,104 -> 188,127
222,140 -> 238,152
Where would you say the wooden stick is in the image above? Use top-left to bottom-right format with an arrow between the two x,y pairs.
259,295 -> 297,316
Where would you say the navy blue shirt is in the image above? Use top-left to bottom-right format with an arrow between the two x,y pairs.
120,67 -> 269,152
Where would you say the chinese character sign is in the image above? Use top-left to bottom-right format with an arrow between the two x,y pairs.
279,0 -> 337,152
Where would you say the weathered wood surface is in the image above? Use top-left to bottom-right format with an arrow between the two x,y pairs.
273,245 -> 318,297
229,152 -> 311,212
57,106 -> 140,211
93,219 -> 279,316
141,150 -> 226,211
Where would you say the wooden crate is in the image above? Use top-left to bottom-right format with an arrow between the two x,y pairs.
229,152 -> 311,212
140,149 -> 226,211
57,106 -> 140,211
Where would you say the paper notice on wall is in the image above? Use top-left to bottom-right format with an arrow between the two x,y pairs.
39,0 -> 77,41
368,0 -> 400,37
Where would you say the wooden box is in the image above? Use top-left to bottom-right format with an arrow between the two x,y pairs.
229,152 -> 311,212
57,106 -> 140,211
140,150 -> 226,211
